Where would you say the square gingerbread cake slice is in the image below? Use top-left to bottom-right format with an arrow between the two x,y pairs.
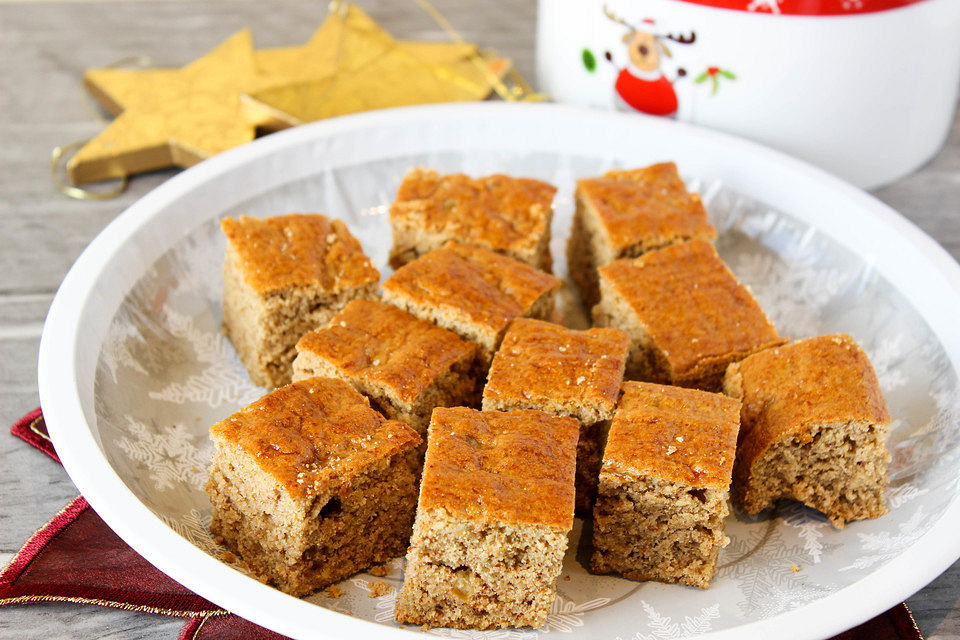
590,381 -> 740,589
394,407 -> 579,630
382,242 -> 561,367
221,213 -> 379,388
207,377 -> 422,596
388,168 -> 557,271
724,334 -> 892,528
292,299 -> 479,436
567,162 -> 716,308
482,318 -> 630,514
593,238 -> 784,391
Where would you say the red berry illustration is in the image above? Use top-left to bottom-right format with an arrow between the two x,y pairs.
696,66 -> 736,95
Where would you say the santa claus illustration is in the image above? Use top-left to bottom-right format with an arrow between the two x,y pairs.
603,6 -> 696,117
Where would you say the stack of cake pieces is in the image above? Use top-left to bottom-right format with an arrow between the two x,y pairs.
292,299 -> 478,439
482,318 -> 629,514
567,162 -> 716,308
222,213 -> 379,388
206,163 -> 894,631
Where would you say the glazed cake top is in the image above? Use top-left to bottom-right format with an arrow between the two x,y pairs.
296,300 -> 477,405
482,318 -> 630,424
418,407 -> 578,529
209,377 -> 421,500
724,334 -> 891,469
221,213 -> 379,295
577,162 -> 716,255
598,239 -> 783,377
382,242 -> 561,337
602,381 -> 740,489
391,168 -> 557,257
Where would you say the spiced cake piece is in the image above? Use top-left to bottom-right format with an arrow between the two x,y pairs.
222,213 -> 379,388
207,377 -> 422,596
394,407 -> 579,630
593,238 -> 784,391
724,334 -> 891,528
482,318 -> 630,514
292,299 -> 478,435
388,168 -> 557,271
568,162 -> 716,308
382,242 -> 561,367
590,381 -> 740,589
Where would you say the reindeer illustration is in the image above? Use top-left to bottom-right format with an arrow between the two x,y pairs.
602,5 -> 696,117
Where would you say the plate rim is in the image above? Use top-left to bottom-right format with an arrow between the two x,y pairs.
38,101 -> 960,640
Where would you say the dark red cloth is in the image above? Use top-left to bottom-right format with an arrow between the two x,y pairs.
11,407 -> 59,463
179,613 -> 290,640
0,495 -> 218,615
4,408 -> 924,639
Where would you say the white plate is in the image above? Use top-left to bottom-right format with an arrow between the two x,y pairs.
38,103 -> 960,640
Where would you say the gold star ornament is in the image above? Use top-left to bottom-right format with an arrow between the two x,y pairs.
69,29 -> 258,185
243,5 -> 510,130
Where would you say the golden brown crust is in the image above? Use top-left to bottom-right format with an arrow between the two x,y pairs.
209,377 -> 421,500
724,334 -> 891,479
418,407 -> 579,529
577,162 -> 716,255
391,168 -> 556,260
221,214 -> 379,295
602,381 -> 740,489
482,318 -> 629,421
382,242 -> 561,336
597,239 -> 783,379
296,300 -> 477,405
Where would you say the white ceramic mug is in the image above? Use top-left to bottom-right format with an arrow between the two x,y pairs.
536,0 -> 960,188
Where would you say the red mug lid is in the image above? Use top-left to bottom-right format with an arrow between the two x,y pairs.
671,0 -> 927,15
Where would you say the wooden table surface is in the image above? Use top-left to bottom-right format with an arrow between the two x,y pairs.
1,1 -> 959,638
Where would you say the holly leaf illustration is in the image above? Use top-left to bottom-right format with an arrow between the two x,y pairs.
720,70 -> 737,79
582,48 -> 597,72
694,71 -> 709,83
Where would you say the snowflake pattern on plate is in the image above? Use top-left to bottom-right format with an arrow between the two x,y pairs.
840,507 -> 934,573
92,157 -> 960,639
720,526 -> 836,619
116,418 -> 211,492
629,602 -> 720,640
147,308 -> 263,408
777,504 -> 839,565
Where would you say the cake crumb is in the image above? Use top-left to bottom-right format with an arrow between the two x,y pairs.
220,551 -> 236,563
325,585 -> 344,599
368,564 -> 389,577
368,580 -> 392,598
213,535 -> 225,545
563,575 -> 571,581
791,564 -> 801,573
420,624 -> 434,632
